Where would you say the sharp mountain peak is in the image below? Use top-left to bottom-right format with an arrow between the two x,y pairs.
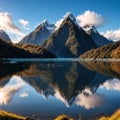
83,25 -> 98,33
0,29 -> 11,42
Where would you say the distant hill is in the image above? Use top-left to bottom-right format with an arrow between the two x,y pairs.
0,29 -> 11,42
19,20 -> 55,44
83,25 -> 112,46
80,61 -> 120,79
43,13 -> 97,58
0,38 -> 55,58
80,41 -> 120,59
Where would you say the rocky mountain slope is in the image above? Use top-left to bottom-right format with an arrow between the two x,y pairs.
80,41 -> 120,59
19,20 -> 55,44
0,29 -> 11,42
83,25 -> 112,46
43,13 -> 97,58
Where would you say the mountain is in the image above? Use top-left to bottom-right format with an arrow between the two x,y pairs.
0,38 -> 56,58
19,20 -> 55,44
83,25 -> 112,46
80,41 -> 120,59
0,29 -> 11,42
43,13 -> 97,58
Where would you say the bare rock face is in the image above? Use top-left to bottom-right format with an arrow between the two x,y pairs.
43,13 -> 97,58
19,20 -> 55,45
83,25 -> 112,47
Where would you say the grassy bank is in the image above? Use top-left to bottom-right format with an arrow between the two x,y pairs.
54,114 -> 73,120
99,109 -> 120,120
1,109 -> 120,120
0,110 -> 27,120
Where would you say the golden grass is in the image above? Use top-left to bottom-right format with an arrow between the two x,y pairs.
99,109 -> 120,120
54,114 -> 74,120
1,109 -> 120,120
0,110 -> 26,120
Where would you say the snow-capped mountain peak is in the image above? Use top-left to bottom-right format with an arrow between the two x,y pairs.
64,12 -> 81,29
64,12 -> 76,22
41,20 -> 56,33
83,25 -> 112,46
83,25 -> 98,33
20,20 -> 55,44
55,12 -> 82,31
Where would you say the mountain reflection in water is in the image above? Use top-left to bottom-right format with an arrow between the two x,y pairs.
0,59 -> 120,120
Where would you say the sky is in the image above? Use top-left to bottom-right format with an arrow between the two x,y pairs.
0,0 -> 120,42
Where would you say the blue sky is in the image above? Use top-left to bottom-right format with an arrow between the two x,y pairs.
0,0 -> 120,42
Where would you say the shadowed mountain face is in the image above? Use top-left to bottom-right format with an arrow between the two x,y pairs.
80,41 -> 120,59
83,25 -> 112,47
43,14 -> 97,58
0,60 -> 113,106
0,29 -> 11,43
0,38 -> 56,58
0,62 -> 30,83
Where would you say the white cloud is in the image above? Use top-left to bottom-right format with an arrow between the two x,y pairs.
0,12 -> 22,35
0,12 -> 26,42
0,83 -> 23,105
19,19 -> 29,26
76,10 -> 106,27
75,93 -> 104,110
19,91 -> 29,98
100,78 -> 120,91
101,29 -> 120,41
0,76 -> 25,105
19,19 -> 30,30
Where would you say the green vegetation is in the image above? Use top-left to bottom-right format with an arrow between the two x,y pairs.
80,41 -> 120,59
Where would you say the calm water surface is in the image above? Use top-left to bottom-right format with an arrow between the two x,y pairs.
0,59 -> 120,120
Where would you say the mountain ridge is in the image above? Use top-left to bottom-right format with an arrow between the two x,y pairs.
0,38 -> 56,58
83,25 -> 112,46
19,20 -> 55,45
43,14 -> 97,58
0,29 -> 11,42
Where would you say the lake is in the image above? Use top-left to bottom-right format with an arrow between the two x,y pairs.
0,59 -> 120,120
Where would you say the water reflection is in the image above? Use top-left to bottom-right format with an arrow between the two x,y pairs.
18,61 -> 110,106
0,76 -> 24,105
100,78 -> 120,91
80,60 -> 120,79
0,60 -> 120,119
75,92 -> 104,110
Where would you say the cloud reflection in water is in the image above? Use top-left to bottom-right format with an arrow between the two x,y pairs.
75,88 -> 105,110
0,76 -> 24,105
